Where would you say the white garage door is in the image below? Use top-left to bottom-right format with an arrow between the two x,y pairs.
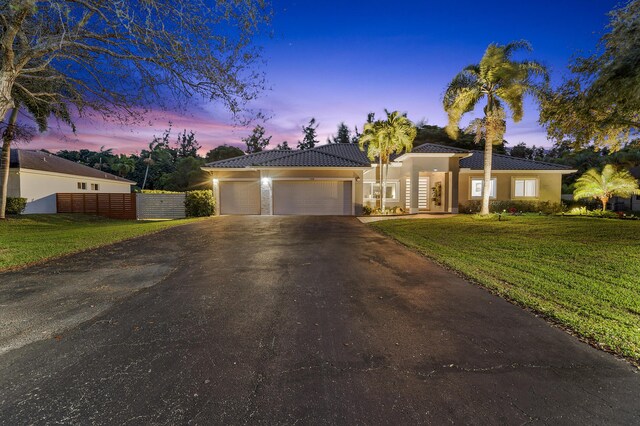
273,180 -> 352,215
220,181 -> 261,215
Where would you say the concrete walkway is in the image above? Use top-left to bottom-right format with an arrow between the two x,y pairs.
358,213 -> 455,223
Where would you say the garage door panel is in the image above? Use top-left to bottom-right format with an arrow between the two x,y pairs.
273,181 -> 351,215
220,181 -> 261,215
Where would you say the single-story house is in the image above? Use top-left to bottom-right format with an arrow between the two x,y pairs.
7,149 -> 134,214
202,143 -> 576,216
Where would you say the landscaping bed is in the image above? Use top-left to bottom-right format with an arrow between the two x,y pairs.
0,214 -> 203,271
370,215 -> 640,363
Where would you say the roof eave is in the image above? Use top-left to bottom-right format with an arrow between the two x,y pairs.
459,168 -> 577,174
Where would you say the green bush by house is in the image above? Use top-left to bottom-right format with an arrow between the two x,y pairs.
5,197 -> 27,215
459,200 -> 564,214
185,190 -> 215,217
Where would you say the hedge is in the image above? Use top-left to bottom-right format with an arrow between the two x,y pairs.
185,190 -> 215,217
459,200 -> 565,214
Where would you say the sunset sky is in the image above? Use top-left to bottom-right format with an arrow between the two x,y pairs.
26,1 -> 614,154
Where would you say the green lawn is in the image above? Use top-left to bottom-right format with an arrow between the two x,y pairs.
0,214 -> 203,271
370,215 -> 640,362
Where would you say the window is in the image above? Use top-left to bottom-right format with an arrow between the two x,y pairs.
470,178 -> 496,198
77,182 -> 87,190
514,178 -> 537,197
91,183 -> 100,191
364,181 -> 398,201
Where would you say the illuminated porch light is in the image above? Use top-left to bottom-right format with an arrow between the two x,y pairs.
261,177 -> 271,185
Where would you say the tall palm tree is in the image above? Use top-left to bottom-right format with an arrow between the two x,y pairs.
359,110 -> 416,212
443,40 -> 548,215
573,164 -> 640,211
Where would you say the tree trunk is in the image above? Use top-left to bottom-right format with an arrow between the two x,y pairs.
0,107 -> 19,219
142,163 -> 150,189
481,140 -> 493,215
382,159 -> 388,212
601,197 -> 608,212
0,72 -> 16,124
378,156 -> 382,210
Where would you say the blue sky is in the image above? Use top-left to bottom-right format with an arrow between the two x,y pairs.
31,0 -> 615,153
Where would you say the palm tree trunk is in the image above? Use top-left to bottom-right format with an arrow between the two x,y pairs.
382,159 -> 387,212
601,197 -> 608,212
378,156 -> 382,210
481,140 -> 493,215
0,107 -> 19,219
142,163 -> 150,190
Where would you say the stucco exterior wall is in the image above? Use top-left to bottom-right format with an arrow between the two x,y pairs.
209,168 -> 365,215
458,172 -> 563,206
7,170 -> 20,198
15,169 -> 132,214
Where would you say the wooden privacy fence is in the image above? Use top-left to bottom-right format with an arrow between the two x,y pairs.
56,193 -> 137,220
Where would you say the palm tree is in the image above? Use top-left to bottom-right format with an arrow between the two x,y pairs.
110,155 -> 136,177
443,40 -> 548,215
573,164 -> 640,211
359,110 -> 416,212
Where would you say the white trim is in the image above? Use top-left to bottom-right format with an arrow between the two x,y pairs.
512,177 -> 539,199
214,177 -> 259,181
394,152 -> 468,162
469,177 -> 497,199
363,179 -> 400,202
460,168 -> 577,174
202,166 -> 369,171
15,167 -> 135,184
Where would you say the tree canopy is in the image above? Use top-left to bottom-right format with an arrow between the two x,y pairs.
0,0 -> 271,124
205,145 -> 244,163
298,118 -> 319,150
243,125 -> 271,154
540,0 -> 640,149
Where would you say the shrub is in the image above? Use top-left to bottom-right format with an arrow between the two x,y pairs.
362,205 -> 373,215
459,200 -> 565,215
5,197 -> 27,215
138,189 -> 182,194
185,190 -> 215,217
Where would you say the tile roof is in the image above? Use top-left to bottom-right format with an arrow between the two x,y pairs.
460,151 -> 574,171
410,143 -> 471,154
204,150 -> 293,168
9,149 -> 135,183
313,143 -> 371,163
205,145 -> 370,168
204,143 -> 571,171
260,148 -> 370,167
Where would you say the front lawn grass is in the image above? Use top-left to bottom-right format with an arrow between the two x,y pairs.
370,215 -> 640,362
0,214 -> 203,271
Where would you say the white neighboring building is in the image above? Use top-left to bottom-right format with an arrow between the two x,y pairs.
7,149 -> 134,214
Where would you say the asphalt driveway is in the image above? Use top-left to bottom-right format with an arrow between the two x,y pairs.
0,216 -> 638,424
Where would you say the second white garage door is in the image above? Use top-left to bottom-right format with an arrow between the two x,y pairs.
273,180 -> 352,215
219,181 -> 261,215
